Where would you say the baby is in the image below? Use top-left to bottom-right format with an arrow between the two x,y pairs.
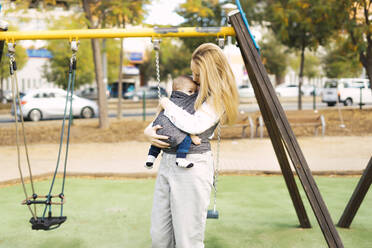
145,75 -> 201,169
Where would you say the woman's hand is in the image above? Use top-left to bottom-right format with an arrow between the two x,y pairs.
144,124 -> 170,148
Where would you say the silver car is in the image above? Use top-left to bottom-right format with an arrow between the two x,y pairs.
11,88 -> 98,121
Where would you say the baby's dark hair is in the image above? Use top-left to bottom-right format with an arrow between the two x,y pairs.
172,75 -> 196,91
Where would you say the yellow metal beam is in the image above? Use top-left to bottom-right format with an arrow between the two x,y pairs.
0,27 -> 235,41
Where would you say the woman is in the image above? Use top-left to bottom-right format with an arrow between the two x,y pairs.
144,43 -> 239,248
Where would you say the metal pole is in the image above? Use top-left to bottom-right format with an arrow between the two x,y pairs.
102,39 -> 108,97
359,87 -> 363,110
313,83 -> 316,111
0,27 -> 235,41
142,91 -> 146,121
0,20 -> 8,102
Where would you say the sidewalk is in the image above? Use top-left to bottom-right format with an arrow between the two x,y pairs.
1,136 -> 371,183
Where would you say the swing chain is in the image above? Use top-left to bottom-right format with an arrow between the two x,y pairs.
215,36 -> 224,204
70,40 -> 79,65
8,42 -> 16,73
152,38 -> 161,99
217,37 -> 225,49
8,41 -> 39,220
68,40 -> 78,103
213,122 -> 221,211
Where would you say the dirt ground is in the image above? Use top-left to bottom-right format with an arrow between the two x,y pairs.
1,136 -> 371,184
0,108 -> 371,146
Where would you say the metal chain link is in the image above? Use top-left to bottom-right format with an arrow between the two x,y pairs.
155,50 -> 161,99
208,38 -> 225,213
43,40 -> 78,218
152,39 -> 161,99
8,42 -> 37,219
217,37 -> 225,49
212,122 -> 221,211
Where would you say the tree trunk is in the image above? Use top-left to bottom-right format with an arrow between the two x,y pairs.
298,44 -> 305,110
102,38 -> 108,94
91,39 -> 109,128
360,50 -> 372,94
275,74 -> 284,86
117,38 -> 124,119
82,0 -> 109,129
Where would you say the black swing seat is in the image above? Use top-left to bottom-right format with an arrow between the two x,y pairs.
30,216 -> 67,230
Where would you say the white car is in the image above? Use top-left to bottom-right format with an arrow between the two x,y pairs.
275,84 -> 304,97
238,84 -> 255,98
322,78 -> 372,106
11,88 -> 99,121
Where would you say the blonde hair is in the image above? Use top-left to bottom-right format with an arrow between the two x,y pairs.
191,43 -> 239,125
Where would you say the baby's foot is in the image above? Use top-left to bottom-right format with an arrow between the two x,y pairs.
176,158 -> 194,168
145,155 -> 156,169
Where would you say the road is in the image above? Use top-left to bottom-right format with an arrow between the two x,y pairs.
0,98 -> 370,124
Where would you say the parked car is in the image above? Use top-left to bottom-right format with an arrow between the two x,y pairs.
322,78 -> 372,106
275,84 -> 304,97
238,84 -> 255,98
11,88 -> 98,121
76,86 -> 110,100
109,82 -> 135,98
0,90 -> 25,103
123,86 -> 168,100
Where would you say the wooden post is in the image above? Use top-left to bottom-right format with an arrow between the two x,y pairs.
229,10 -> 344,248
338,157 -> 372,228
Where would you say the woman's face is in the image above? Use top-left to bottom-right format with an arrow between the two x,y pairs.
190,60 -> 200,85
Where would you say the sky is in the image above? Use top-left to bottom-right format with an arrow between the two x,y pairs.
144,0 -> 185,26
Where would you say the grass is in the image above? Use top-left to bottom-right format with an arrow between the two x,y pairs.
0,175 -> 371,248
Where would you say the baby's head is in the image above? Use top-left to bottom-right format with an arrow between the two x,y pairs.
172,75 -> 198,96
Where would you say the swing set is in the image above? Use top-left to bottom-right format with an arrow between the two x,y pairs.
4,1 -> 371,247
2,20 -> 233,231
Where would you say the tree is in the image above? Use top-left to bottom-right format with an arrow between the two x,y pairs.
290,50 -> 321,80
82,0 -> 150,128
104,39 -> 121,84
43,15 -> 94,89
322,36 -> 362,79
92,0 -> 150,120
0,39 -> 28,99
43,15 -> 122,89
265,0 -> 343,109
239,0 -> 266,22
259,32 -> 289,85
3,0 -> 150,126
140,39 -> 192,84
176,0 -> 224,52
335,1 -> 372,93
82,0 -> 109,129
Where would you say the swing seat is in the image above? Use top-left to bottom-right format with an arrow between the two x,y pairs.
207,209 -> 219,219
30,216 -> 67,230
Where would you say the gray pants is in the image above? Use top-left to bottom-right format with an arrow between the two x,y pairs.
151,152 -> 214,248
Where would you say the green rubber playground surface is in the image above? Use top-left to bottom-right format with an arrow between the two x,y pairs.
0,175 -> 371,248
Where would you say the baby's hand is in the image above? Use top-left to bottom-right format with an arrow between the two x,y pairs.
190,135 -> 201,145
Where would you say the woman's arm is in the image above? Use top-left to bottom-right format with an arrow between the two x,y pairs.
161,97 -> 219,135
